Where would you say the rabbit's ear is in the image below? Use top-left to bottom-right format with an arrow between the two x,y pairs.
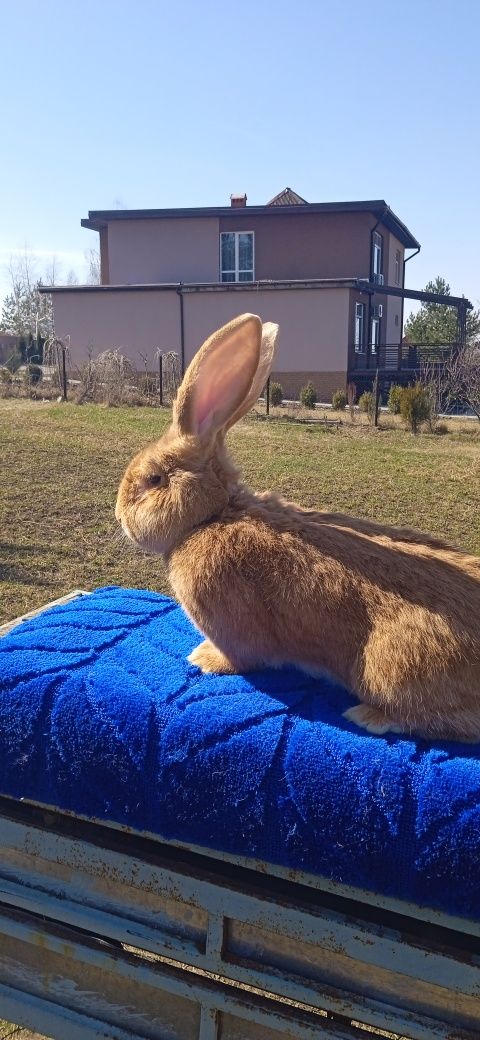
174,314 -> 263,437
223,321 -> 279,431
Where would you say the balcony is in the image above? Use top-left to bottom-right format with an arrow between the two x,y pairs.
350,341 -> 457,374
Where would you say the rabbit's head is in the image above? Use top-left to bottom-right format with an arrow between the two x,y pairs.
115,314 -> 279,556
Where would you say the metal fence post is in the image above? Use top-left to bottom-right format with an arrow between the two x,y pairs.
60,343 -> 67,401
159,353 -> 163,405
373,370 -> 380,427
266,376 -> 270,416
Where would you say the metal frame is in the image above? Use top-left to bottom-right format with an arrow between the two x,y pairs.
1,596 -> 479,1039
1,799 -> 479,1040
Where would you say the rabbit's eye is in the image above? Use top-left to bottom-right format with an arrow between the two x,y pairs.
146,472 -> 167,488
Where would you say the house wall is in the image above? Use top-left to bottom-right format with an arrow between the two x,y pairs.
219,211 -> 375,280
183,288 -> 349,399
106,218 -> 220,284
50,286 -> 350,400
385,232 -> 404,345
100,210 -> 379,286
51,290 -> 181,366
386,232 -> 404,287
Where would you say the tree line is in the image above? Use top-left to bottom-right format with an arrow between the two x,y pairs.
0,249 -> 100,367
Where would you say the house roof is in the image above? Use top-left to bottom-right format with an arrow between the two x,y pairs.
39,279 -> 472,312
81,197 -> 420,249
267,187 -> 309,205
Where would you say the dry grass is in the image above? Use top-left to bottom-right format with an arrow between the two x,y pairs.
0,1025 -> 49,1040
1,398 -> 479,626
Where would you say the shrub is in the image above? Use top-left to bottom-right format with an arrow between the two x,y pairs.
419,363 -> 446,433
299,381 -> 317,409
331,388 -> 347,411
270,381 -> 283,407
388,383 -> 403,415
358,390 -> 373,415
139,373 -> 157,397
4,350 -> 23,373
434,422 -> 449,435
399,383 -> 431,434
0,366 -> 13,397
24,363 -> 42,385
87,350 -> 137,406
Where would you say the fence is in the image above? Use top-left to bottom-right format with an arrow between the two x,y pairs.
0,340 -> 182,407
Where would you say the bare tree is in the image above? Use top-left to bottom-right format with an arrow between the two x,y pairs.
84,247 -> 101,284
0,251 -> 54,347
445,343 -> 480,421
42,255 -> 60,287
419,361 -> 447,432
346,381 -> 356,423
42,255 -> 79,287
159,350 -> 181,400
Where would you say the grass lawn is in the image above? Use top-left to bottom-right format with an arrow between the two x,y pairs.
1,399 -> 479,626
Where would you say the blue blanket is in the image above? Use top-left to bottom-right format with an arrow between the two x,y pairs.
1,586 -> 479,920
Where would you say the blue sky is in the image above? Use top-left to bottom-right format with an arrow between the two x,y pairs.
1,0 -> 479,314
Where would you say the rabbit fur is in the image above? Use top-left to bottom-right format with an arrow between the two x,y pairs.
116,313 -> 480,740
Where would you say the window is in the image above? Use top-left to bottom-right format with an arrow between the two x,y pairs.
354,302 -> 365,352
372,231 -> 383,280
370,315 -> 380,355
394,249 -> 401,286
220,232 -> 254,282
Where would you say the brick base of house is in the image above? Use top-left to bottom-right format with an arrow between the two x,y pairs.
271,371 -> 347,404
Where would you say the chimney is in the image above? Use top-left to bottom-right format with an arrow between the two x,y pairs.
230,193 -> 247,208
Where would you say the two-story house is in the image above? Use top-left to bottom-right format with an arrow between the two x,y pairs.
45,188 -> 421,401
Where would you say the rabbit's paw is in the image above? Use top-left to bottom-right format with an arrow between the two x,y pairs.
343,703 -> 406,736
188,640 -> 238,674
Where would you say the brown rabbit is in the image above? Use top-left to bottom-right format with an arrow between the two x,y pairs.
116,313 -> 480,741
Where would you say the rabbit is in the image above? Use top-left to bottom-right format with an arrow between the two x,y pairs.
116,313 -> 480,741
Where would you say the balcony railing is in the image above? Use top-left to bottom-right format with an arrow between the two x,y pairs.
351,342 -> 458,373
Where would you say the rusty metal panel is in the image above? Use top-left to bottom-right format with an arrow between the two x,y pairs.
225,918 -> 480,1038
163,835 -> 480,940
1,808 -> 480,1039
0,910 -> 201,1039
219,1013 -> 330,1040
0,814 -> 208,958
0,981 -> 148,1040
0,905 -> 356,1040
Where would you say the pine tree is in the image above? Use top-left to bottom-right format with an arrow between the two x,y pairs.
404,276 -> 480,345
0,250 -> 55,363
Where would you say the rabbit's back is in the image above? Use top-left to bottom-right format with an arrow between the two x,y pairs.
168,505 -> 480,737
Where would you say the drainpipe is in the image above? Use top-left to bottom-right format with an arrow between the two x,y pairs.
176,284 -> 185,375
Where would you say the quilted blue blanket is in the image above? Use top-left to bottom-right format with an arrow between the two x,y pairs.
1,586 -> 479,920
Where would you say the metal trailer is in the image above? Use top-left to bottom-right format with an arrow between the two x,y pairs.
1,597 -> 479,1040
